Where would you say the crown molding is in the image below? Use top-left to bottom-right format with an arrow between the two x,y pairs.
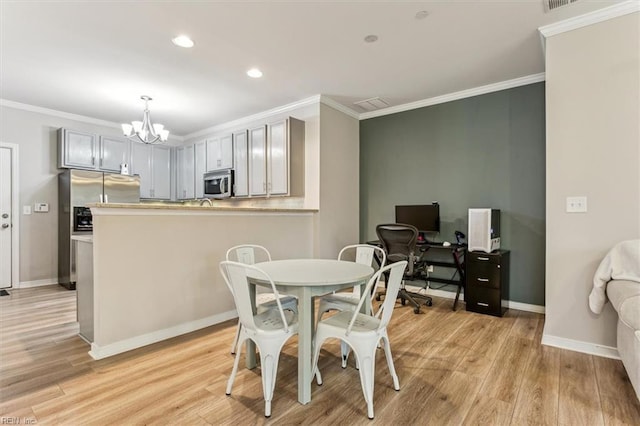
1,98 -> 125,130
539,0 -> 640,41
184,95 -> 323,140
0,98 -> 184,142
319,95 -> 360,119
359,73 -> 546,120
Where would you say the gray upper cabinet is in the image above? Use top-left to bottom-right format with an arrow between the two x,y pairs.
99,136 -> 130,172
130,142 -> 171,200
249,126 -> 267,196
58,128 -> 131,173
58,128 -> 97,169
206,134 -> 233,172
233,130 -> 249,197
194,141 -> 206,198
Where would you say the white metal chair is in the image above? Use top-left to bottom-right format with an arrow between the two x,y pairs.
220,261 -> 297,418
312,261 -> 407,420
226,244 -> 298,354
316,244 -> 386,367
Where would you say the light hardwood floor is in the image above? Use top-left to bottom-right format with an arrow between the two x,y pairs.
1,285 -> 639,425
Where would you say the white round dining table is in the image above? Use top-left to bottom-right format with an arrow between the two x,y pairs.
246,258 -> 374,405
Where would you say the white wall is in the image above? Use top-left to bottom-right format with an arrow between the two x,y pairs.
544,12 -> 640,350
314,103 -> 360,258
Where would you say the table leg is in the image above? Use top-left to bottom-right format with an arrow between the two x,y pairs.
297,287 -> 313,404
245,284 -> 257,369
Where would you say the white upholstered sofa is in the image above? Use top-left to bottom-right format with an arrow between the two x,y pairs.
590,240 -> 640,401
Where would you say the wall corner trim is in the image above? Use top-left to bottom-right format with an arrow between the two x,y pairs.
541,333 -> 620,359
538,0 -> 640,39
359,73 -> 546,120
319,95 -> 360,119
89,310 -> 238,360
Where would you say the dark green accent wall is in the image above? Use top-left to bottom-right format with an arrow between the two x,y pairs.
360,83 -> 545,306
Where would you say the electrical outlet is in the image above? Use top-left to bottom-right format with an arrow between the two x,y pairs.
23,205 -> 31,215
566,196 -> 587,213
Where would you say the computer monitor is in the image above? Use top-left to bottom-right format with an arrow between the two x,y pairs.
395,203 -> 440,233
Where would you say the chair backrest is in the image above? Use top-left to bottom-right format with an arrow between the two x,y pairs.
338,244 -> 386,297
226,244 -> 272,265
346,261 -> 408,335
219,261 -> 290,333
376,223 -> 418,274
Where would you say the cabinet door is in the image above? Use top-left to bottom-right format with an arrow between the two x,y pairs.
206,137 -> 220,172
131,142 -> 152,198
267,120 -> 289,195
175,147 -> 185,199
249,126 -> 267,196
233,130 -> 249,197
152,145 -> 171,200
61,129 -> 97,169
194,141 -> 206,198
183,144 -> 195,199
100,136 -> 130,172
220,134 -> 233,169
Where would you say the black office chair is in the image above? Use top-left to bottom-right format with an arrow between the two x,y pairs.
375,223 -> 432,314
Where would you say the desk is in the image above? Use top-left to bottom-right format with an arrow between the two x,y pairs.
246,259 -> 374,405
366,240 -> 466,311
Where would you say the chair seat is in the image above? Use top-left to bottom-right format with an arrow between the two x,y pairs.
320,310 -> 381,334
256,294 -> 298,314
255,309 -> 298,333
321,293 -> 359,305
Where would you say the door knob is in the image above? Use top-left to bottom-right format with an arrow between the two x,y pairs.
1,213 -> 8,218
1,223 -> 9,229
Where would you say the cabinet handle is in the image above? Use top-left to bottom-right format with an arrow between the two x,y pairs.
92,156 -> 95,166
268,182 -> 271,191
477,257 -> 490,261
217,159 -> 221,167
477,302 -> 489,307
263,182 -> 266,192
477,278 -> 489,282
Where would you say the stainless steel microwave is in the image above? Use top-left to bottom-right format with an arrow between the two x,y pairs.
204,169 -> 233,199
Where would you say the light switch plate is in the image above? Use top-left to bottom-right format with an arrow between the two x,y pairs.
23,205 -> 32,215
566,196 -> 587,213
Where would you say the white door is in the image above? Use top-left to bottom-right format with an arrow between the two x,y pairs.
0,147 -> 13,288
206,137 -> 220,171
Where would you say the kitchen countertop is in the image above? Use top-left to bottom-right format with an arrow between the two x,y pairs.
86,203 -> 317,213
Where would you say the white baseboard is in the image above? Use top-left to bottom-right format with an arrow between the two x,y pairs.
18,278 -> 58,288
404,283 -> 545,314
541,333 -> 620,360
89,310 -> 238,360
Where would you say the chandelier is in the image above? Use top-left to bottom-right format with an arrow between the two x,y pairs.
121,96 -> 169,144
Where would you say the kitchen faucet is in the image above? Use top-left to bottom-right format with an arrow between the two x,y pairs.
199,198 -> 213,207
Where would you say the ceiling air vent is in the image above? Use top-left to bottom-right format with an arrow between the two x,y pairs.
544,0 -> 579,12
354,97 -> 390,112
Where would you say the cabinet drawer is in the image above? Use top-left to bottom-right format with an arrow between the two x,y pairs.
467,262 -> 501,289
465,286 -> 504,317
467,251 -> 501,264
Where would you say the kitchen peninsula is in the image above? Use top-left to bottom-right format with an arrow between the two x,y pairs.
81,203 -> 317,359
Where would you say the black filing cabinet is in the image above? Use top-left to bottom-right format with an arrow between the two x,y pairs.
465,250 -> 510,317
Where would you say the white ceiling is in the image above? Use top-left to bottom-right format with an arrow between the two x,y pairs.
0,0 -> 622,137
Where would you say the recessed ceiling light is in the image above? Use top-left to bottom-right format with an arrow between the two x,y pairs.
172,35 -> 194,48
415,10 -> 430,20
364,35 -> 378,43
247,68 -> 263,78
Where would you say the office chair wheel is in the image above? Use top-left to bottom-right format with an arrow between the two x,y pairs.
376,294 -> 382,301
401,298 -> 406,306
413,307 -> 421,314
425,299 -> 433,307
